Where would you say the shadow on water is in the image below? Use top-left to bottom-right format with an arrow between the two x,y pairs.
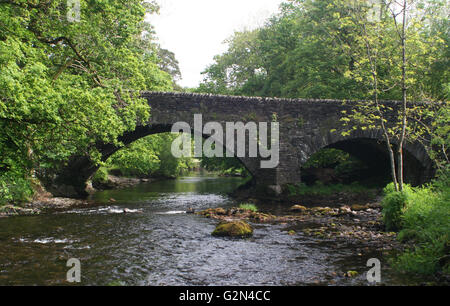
0,175 -> 425,285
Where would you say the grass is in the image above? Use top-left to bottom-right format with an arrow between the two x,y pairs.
239,203 -> 258,212
382,177 -> 450,276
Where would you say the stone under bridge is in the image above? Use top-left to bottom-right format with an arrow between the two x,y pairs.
44,92 -> 435,198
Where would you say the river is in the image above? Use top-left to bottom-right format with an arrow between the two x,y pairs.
0,175 -> 423,285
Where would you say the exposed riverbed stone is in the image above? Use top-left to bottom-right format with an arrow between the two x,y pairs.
0,205 -> 40,217
289,205 -> 308,212
93,175 -> 156,190
0,197 -> 94,217
345,271 -> 359,277
197,207 -> 278,222
351,204 -> 370,211
212,221 -> 253,237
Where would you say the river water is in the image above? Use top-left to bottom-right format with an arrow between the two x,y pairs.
0,175 -> 421,285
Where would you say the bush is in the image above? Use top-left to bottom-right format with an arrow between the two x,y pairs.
381,183 -> 412,231
396,229 -> 419,242
239,203 -> 258,212
92,167 -> 109,184
393,242 -> 444,275
107,137 -> 160,177
0,171 -> 33,205
201,156 -> 248,177
302,148 -> 350,168
105,133 -> 196,178
382,176 -> 450,276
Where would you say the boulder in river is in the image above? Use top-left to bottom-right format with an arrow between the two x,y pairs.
212,221 -> 253,238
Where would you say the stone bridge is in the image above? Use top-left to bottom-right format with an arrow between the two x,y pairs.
45,92 -> 435,198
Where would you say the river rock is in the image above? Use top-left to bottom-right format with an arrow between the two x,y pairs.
289,205 -> 308,212
311,206 -> 333,214
214,208 -> 227,215
351,204 -> 369,211
0,205 -> 40,216
339,206 -> 352,214
344,270 -> 359,277
212,220 -> 253,237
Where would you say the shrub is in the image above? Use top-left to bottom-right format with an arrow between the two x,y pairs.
239,203 -> 258,212
0,171 -> 33,205
302,148 -> 350,168
382,175 -> 450,276
92,167 -> 109,184
393,241 -> 444,275
397,229 -> 419,242
381,185 -> 410,231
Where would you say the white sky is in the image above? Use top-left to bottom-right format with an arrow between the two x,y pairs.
148,0 -> 284,88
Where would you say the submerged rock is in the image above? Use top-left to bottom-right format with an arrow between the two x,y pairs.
212,220 -> 253,238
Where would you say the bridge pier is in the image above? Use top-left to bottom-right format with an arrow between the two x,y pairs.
242,142 -> 302,195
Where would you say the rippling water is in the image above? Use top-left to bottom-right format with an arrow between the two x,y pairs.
0,175 -> 421,285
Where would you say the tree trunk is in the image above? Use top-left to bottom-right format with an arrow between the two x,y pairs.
397,0 -> 408,192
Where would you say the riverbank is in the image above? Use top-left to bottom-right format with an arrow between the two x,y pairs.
0,175 -> 161,217
228,178 -> 450,284
0,178 -> 379,218
91,174 -> 160,191
232,180 -> 381,207
196,203 -> 449,285
0,198 -> 95,217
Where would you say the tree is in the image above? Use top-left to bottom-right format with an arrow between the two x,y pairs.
157,47 -> 183,90
0,0 -> 173,202
197,29 -> 264,96
338,0 -> 447,191
196,0 -> 448,185
197,0 -> 374,99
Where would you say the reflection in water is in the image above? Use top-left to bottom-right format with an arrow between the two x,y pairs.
0,175 -> 419,285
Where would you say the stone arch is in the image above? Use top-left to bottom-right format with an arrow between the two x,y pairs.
298,129 -> 435,186
44,124 -> 258,198
43,92 -> 436,198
